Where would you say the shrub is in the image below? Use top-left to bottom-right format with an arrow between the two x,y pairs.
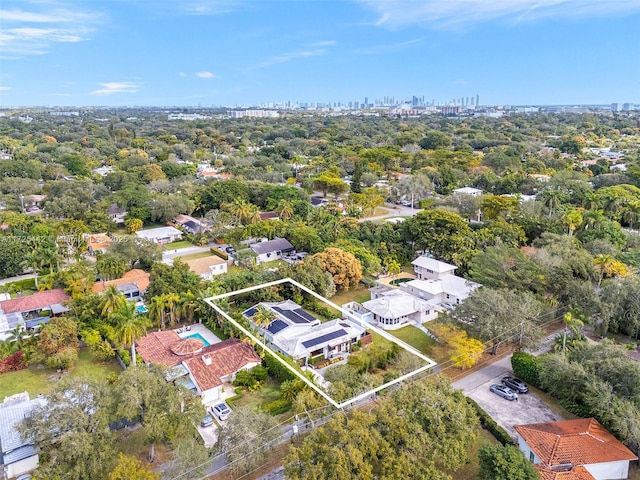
262,398 -> 292,415
0,350 -> 27,373
511,351 -> 541,388
2,278 -> 37,293
210,247 -> 228,261
466,398 -> 515,446
263,353 -> 295,382
252,365 -> 268,381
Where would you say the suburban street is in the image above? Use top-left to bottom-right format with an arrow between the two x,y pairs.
359,203 -> 423,223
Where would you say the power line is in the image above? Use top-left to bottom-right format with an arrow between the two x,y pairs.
167,308 -> 566,480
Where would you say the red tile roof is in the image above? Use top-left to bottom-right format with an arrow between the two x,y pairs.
136,330 -> 184,367
92,269 -> 150,294
536,465 -> 595,480
0,288 -> 70,314
515,419 -> 637,467
183,339 -> 261,391
136,331 -> 261,391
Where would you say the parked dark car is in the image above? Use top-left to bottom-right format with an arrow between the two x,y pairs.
501,376 -> 529,393
489,383 -> 518,401
225,246 -> 236,255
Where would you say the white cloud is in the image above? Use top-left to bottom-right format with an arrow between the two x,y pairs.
0,3 -> 102,57
0,86 -> 11,91
196,71 -> 216,79
90,82 -> 140,96
258,49 -> 326,68
358,0 -> 640,28
352,38 -> 423,55
313,40 -> 337,47
179,72 -> 188,77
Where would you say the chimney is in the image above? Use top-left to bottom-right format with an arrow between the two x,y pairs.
202,355 -> 212,366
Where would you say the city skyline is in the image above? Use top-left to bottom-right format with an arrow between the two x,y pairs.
1,0 -> 640,107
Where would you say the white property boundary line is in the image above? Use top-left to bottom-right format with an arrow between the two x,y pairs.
204,278 -> 438,409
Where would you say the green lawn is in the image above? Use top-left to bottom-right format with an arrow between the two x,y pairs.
178,251 -> 215,261
0,348 -> 122,398
227,377 -> 283,411
389,325 -> 438,356
330,286 -> 371,305
164,240 -> 194,250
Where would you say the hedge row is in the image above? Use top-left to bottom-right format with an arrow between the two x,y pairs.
210,247 -> 229,261
466,397 -> 515,446
262,398 -> 292,415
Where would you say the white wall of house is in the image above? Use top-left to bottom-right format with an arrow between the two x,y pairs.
200,386 -> 222,404
517,438 -> 542,464
256,251 -> 282,264
584,460 -> 631,480
199,263 -> 228,280
6,454 -> 39,479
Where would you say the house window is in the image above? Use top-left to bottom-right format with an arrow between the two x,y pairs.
529,451 -> 534,462
427,269 -> 434,274
446,294 -> 450,299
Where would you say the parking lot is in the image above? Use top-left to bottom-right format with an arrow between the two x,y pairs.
457,356 -> 564,439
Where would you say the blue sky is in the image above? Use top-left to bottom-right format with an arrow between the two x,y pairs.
1,0 -> 639,107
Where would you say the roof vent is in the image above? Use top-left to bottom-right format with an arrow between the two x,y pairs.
202,355 -> 212,366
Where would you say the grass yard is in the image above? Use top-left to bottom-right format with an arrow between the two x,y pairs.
0,348 -> 121,398
227,377 -> 283,412
330,286 -> 371,305
178,251 -> 216,261
165,240 -> 194,250
389,325 -> 438,356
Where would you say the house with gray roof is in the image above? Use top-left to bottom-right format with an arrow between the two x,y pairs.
0,392 -> 45,479
407,255 -> 481,306
242,301 -> 367,365
250,238 -> 295,264
135,226 -> 183,245
359,288 -> 435,329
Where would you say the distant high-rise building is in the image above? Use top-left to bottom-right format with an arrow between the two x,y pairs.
476,94 -> 480,106
364,97 -> 368,108
622,103 -> 634,111
611,103 -> 619,112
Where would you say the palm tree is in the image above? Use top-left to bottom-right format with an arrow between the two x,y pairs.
386,259 -> 401,279
559,312 -> 585,354
251,306 -> 276,329
21,252 -> 42,288
222,199 -> 253,225
111,301 -> 151,367
6,326 -> 26,352
148,296 -> 167,329
162,293 -> 180,326
276,200 -> 294,221
100,285 -> 125,318
178,290 -> 198,324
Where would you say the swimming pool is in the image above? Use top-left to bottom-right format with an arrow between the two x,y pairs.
136,305 -> 148,314
182,332 -> 211,347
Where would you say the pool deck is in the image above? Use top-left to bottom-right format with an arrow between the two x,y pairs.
176,323 -> 221,345
376,272 -> 416,287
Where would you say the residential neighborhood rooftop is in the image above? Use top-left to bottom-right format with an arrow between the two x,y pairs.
515,418 -> 638,467
0,289 -> 70,315
250,237 -> 295,255
92,269 -> 150,294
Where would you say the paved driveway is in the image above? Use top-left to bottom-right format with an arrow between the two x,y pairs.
455,355 -> 564,439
